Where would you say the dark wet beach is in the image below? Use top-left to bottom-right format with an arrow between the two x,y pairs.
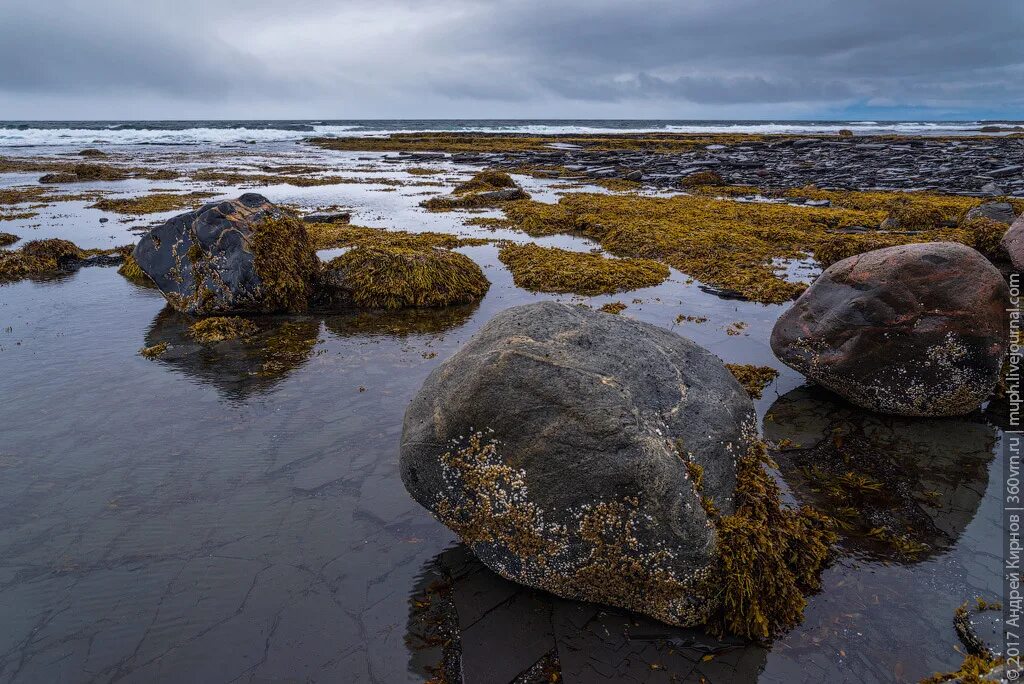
0,143 -> 1006,682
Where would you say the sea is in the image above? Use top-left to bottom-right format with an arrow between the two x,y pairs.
0,118 -> 1021,147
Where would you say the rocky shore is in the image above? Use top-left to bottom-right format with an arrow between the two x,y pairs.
317,133 -> 1024,196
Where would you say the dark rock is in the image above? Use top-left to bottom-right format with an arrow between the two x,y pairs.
302,212 -> 351,224
474,187 -> 530,202
133,193 -> 320,315
771,242 -> 1010,416
965,201 -> 1016,225
1002,214 -> 1024,270
989,165 -> 1023,178
400,301 -> 754,627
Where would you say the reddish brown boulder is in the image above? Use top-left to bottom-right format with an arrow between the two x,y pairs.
1002,214 -> 1024,270
771,242 -> 1009,416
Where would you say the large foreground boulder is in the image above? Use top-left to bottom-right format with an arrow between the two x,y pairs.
1002,214 -> 1024,270
400,302 -> 755,627
772,242 -> 1009,416
134,193 -> 320,315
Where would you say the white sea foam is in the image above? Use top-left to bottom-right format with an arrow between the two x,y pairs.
0,120 -> 1007,147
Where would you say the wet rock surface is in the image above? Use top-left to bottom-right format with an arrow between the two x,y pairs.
771,242 -> 1010,416
764,385 -> 995,562
1002,214 -> 1024,269
965,201 -> 1017,224
433,136 -> 1024,195
400,301 -> 754,627
134,193 -> 320,315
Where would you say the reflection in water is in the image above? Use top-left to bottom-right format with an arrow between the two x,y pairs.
764,385 -> 995,562
322,301 -> 479,338
144,303 -> 480,400
406,546 -> 768,684
144,308 -> 323,400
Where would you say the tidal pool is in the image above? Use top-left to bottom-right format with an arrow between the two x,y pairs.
0,144 -> 1005,682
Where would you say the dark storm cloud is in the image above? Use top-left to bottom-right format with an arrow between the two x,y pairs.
0,0 -> 1021,117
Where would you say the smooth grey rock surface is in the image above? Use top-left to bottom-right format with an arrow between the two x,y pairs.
965,201 -> 1016,224
400,301 -> 754,626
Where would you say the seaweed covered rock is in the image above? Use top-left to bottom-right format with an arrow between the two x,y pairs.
422,170 -> 530,210
0,238 -> 84,282
401,302 -> 834,636
965,201 -> 1016,225
1002,214 -> 1024,270
771,242 -> 1010,416
320,245 -> 489,309
133,193 -> 320,315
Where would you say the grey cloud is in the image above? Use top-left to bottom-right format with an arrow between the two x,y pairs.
0,0 -> 1021,118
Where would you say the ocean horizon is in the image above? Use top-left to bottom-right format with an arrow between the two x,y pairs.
1,118 -> 1022,147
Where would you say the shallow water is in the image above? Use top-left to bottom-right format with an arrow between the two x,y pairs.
0,144 -> 1005,682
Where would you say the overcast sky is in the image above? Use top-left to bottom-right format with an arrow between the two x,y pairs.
1,0 -> 1021,120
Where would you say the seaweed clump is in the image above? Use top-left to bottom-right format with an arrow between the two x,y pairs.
139,342 -> 169,359
116,248 -> 155,286
881,200 -> 947,230
921,603 -> 1004,683
499,190 -> 1016,303
0,232 -> 18,247
725,364 -> 780,399
422,170 -> 530,211
453,170 -> 518,194
324,246 -> 490,309
680,171 -> 725,188
188,316 -> 259,343
91,192 -> 217,215
39,163 -> 128,184
248,215 -> 321,313
702,439 -> 836,640
0,238 -> 84,282
306,223 -> 489,251
498,242 -> 669,295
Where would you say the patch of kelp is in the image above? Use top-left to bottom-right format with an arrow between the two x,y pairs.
189,169 -> 441,188
323,246 -> 490,309
0,232 -> 19,247
921,603 -> 1005,683
116,248 -> 156,287
496,190 -> 1017,303
764,385 -> 995,563
725,364 -> 780,400
693,437 -> 836,640
249,215 -> 322,313
141,308 -> 323,400
91,192 -> 219,215
0,238 -> 118,283
306,223 -> 490,251
497,242 -> 669,295
421,170 -> 530,211
188,316 -> 259,343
